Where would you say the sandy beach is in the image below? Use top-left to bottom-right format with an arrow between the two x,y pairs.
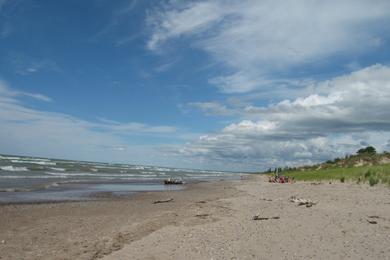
1,175 -> 389,260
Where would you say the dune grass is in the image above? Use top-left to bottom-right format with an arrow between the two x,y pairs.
284,164 -> 390,186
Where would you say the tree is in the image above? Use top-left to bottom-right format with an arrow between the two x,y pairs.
357,146 -> 376,155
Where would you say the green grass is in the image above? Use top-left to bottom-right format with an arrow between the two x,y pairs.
284,164 -> 390,186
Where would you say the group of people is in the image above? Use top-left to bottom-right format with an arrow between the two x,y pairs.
268,173 -> 294,183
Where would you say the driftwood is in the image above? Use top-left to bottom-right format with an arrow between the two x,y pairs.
195,213 -> 210,218
252,215 -> 280,220
290,196 -> 317,207
153,198 -> 173,204
367,215 -> 379,224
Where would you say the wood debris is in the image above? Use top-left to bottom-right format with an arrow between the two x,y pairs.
367,215 -> 379,224
252,215 -> 280,221
290,196 -> 317,207
153,198 -> 173,204
195,214 -> 209,219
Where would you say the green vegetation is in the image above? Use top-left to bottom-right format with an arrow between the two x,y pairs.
284,164 -> 390,186
357,146 -> 376,155
277,146 -> 390,186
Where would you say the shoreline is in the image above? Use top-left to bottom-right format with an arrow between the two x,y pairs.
0,178 -> 243,260
1,175 -> 389,259
0,177 -> 233,205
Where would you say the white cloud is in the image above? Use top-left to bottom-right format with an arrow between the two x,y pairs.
96,118 -> 176,134
0,80 -> 52,102
174,65 -> 390,171
0,81 -> 181,165
147,1 -> 225,50
188,101 -> 235,116
148,0 -> 390,93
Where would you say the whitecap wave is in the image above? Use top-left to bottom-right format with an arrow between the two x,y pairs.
131,166 -> 145,170
0,166 -> 29,172
0,156 -> 21,160
44,182 -> 60,189
50,167 -> 66,172
0,175 -> 62,179
45,172 -> 96,177
11,160 -> 56,166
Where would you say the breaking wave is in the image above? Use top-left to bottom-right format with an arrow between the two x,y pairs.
0,166 -> 29,172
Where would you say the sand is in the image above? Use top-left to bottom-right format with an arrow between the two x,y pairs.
1,176 -> 389,260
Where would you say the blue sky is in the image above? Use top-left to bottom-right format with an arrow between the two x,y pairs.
1,0 -> 390,171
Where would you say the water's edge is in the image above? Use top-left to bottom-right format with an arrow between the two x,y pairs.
0,154 -> 243,204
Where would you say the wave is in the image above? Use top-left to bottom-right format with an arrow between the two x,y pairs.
152,167 -> 172,172
93,165 -> 129,170
44,182 -> 60,189
130,166 -> 146,170
0,156 -> 21,160
45,172 -> 97,177
0,166 -> 29,172
0,175 -> 65,179
10,160 -> 56,166
45,172 -> 155,178
0,187 -> 32,192
50,167 -> 66,172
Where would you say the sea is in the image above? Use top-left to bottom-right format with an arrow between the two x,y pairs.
0,154 -> 242,204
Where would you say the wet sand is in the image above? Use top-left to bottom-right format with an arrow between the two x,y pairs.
1,176 -> 389,259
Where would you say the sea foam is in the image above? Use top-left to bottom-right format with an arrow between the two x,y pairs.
11,160 -> 56,166
0,166 -> 29,172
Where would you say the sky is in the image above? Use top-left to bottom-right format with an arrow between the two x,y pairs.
0,0 -> 390,171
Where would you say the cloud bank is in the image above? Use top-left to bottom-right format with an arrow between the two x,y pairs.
174,65 -> 390,170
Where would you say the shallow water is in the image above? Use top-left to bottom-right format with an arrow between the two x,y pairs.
0,154 -> 241,203
0,182 -> 184,203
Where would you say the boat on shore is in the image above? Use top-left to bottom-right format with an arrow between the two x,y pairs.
164,178 -> 184,185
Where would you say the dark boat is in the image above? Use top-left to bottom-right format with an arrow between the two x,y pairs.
164,178 -> 184,185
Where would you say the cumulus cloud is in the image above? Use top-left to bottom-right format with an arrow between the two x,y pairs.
174,65 -> 390,171
148,0 -> 390,93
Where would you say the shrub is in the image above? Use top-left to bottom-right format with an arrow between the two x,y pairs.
364,170 -> 372,178
369,176 -> 379,186
340,176 -> 345,183
357,146 -> 376,155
